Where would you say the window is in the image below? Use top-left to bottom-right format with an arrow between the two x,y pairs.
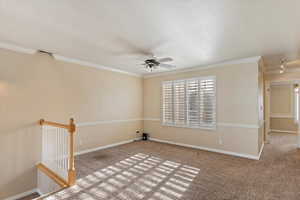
162,76 -> 216,129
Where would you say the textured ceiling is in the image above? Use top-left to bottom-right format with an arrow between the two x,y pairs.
0,0 -> 300,75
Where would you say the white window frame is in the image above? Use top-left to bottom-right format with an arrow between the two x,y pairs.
161,76 -> 217,130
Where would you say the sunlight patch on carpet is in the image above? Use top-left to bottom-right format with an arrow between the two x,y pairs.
45,153 -> 200,200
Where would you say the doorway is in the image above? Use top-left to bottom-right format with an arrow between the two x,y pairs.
266,81 -> 300,148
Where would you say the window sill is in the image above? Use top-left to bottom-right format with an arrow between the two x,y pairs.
161,123 -> 216,130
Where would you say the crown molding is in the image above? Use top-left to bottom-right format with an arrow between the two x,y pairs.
0,41 -> 261,78
0,41 -> 37,54
143,56 -> 262,78
53,54 -> 142,77
0,41 -> 141,77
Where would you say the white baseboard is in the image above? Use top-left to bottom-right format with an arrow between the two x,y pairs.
270,129 -> 298,134
75,138 -> 140,156
149,138 -> 261,160
75,137 -> 263,160
3,188 -> 41,200
36,188 -> 42,196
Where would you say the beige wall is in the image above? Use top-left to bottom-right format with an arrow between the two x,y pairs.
270,84 -> 293,116
0,49 -> 143,199
270,118 -> 297,132
144,62 -> 261,157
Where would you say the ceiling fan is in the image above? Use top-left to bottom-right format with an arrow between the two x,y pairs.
142,56 -> 175,72
111,37 -> 176,72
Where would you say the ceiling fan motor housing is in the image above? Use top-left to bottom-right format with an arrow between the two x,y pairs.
145,59 -> 160,67
143,57 -> 175,71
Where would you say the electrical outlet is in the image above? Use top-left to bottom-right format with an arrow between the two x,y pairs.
219,138 -> 223,145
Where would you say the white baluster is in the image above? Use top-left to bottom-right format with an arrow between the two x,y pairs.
64,131 -> 66,171
59,128 -> 61,169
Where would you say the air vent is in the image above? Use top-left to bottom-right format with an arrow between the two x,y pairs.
37,50 -> 53,57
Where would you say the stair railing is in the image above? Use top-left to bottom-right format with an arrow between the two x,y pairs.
37,118 -> 76,188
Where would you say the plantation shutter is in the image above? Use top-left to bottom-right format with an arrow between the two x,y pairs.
186,79 -> 200,126
162,81 -> 173,124
162,76 -> 216,129
173,80 -> 186,125
199,78 -> 216,127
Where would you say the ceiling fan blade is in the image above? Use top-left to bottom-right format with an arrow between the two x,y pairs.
160,63 -> 176,69
157,57 -> 173,63
113,37 -> 152,56
113,37 -> 166,58
286,59 -> 300,66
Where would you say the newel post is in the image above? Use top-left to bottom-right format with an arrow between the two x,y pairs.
68,118 -> 76,186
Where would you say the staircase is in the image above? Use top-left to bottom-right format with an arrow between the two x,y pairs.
36,118 -> 76,197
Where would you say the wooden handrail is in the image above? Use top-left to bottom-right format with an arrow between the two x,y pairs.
38,118 -> 76,187
39,119 -> 74,132
37,163 -> 69,188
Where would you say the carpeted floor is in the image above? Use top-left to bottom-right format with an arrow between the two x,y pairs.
24,132 -> 300,200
